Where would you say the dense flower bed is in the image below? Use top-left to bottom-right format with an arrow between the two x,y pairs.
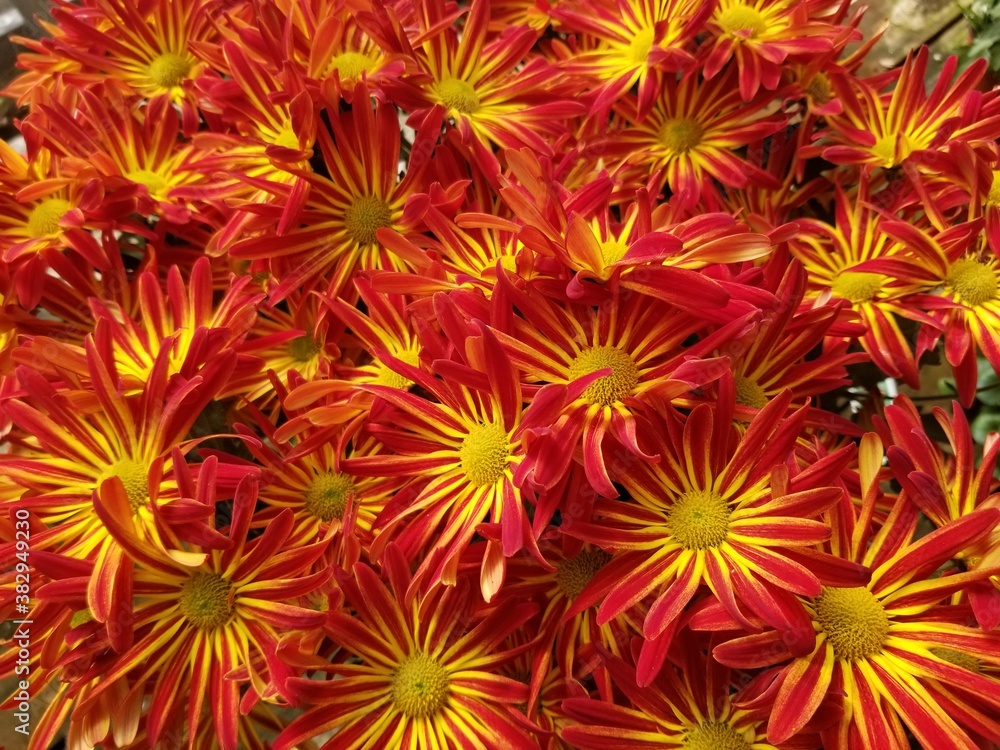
3,0 -> 1000,748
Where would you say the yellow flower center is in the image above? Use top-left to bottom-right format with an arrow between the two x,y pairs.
459,423 -> 510,487
600,239 -> 628,266
391,652 -> 450,718
289,335 -> 322,362
946,258 -> 998,307
717,4 -> 767,37
988,171 -> 1000,207
272,126 -> 300,150
683,722 -> 752,750
27,198 -> 71,238
374,350 -> 420,389
626,27 -> 655,65
435,79 -> 481,114
659,118 -> 704,155
127,169 -> 169,198
179,572 -> 234,630
816,586 -> 888,661
304,472 -> 355,522
498,254 -> 519,273
555,549 -> 612,599
930,647 -> 980,673
871,135 -> 901,167
147,52 -> 191,88
734,375 -> 768,409
806,72 -> 833,104
569,346 -> 639,406
831,271 -> 884,304
105,458 -> 149,513
344,194 -> 392,246
665,489 -> 731,550
327,51 -> 376,80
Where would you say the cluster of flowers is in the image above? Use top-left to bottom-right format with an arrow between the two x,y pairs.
4,0 -> 1000,747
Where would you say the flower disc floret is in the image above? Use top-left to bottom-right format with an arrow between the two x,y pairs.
831,271 -> 884,303
460,423 -> 510,487
555,549 -> 612,599
374,350 -> 420,389
816,586 -> 888,661
717,4 -> 767,37
27,198 -> 71,238
988,171 -> 1000,206
328,51 -> 375,80
289,335 -> 322,362
659,118 -> 704,155
304,472 -> 355,522
569,346 -> 639,406
665,490 -> 731,550
627,28 -> 655,64
391,652 -> 450,719
946,258 -> 998,306
600,239 -> 628,265
272,127 -> 300,149
105,458 -> 149,512
734,375 -> 768,409
683,722 -> 752,750
127,169 -> 169,197
148,52 -> 191,88
344,195 -> 392,246
179,572 -> 234,630
435,79 -> 481,114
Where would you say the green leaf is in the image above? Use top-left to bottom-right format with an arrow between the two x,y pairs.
972,410 -> 1000,444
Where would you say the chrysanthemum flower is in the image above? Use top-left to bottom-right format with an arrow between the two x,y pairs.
233,0 -> 408,102
701,0 -> 848,101
911,234 -> 1000,405
503,538 -> 642,704
820,47 -> 1000,172
885,396 -> 1000,628
281,276 -> 425,430
276,547 -> 539,750
55,473 -> 331,750
790,183 -> 953,387
702,261 -> 865,423
344,317 -> 563,600
193,41 -> 316,197
225,283 -> 341,408
19,258 -> 261,394
383,0 -> 584,177
39,0 -> 218,132
377,206 -> 530,296
607,69 -> 785,209
0,559 -> 124,750
482,280 -> 751,496
3,341 -> 234,558
229,86 -> 445,298
565,389 -> 868,683
552,0 -> 707,118
26,86 -> 213,225
0,141 -> 116,308
714,436 -> 1000,748
561,639 -> 781,749
245,418 -> 403,547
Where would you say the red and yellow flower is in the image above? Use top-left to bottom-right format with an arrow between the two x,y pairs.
565,389 -> 867,683
607,68 -> 785,209
714,435 -> 1000,748
53,473 -> 331,749
276,547 -> 539,750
